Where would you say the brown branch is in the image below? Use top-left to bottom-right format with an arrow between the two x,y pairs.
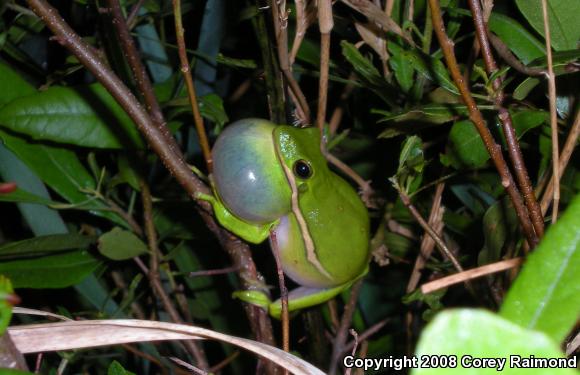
187,265 -> 240,277
406,182 -> 445,293
339,318 -> 389,356
328,74 -> 356,136
467,0 -> 545,238
421,257 -> 523,294
289,0 -> 315,65
272,0 -> 311,124
487,32 -> 544,76
340,0 -> 415,47
270,231 -> 290,374
141,180 -> 209,369
426,0 -> 539,247
397,187 -> 465,275
126,0 -> 146,29
106,0 -> 182,161
541,0 -> 560,222
328,279 -> 363,375
25,0 -> 276,358
316,0 -> 333,132
103,196 -> 143,237
173,0 -> 212,172
540,111 -> 580,215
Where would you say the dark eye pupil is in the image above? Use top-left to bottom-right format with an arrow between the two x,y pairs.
293,160 -> 312,178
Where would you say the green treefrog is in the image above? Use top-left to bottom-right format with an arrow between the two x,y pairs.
197,118 -> 370,318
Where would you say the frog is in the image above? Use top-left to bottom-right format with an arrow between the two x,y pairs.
196,118 -> 370,318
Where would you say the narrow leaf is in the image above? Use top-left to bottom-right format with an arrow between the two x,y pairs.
0,234 -> 95,258
0,250 -> 102,288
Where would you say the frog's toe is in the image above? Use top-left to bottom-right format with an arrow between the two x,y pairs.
232,290 -> 271,310
269,285 -> 347,318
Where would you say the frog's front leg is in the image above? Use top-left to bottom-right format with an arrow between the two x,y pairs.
234,283 -> 354,319
195,191 -> 275,244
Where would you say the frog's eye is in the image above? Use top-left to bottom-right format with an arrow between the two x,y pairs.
293,160 -> 312,179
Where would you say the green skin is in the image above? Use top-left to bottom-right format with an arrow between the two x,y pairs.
197,119 -> 370,318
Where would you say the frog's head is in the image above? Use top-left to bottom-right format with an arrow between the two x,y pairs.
211,119 -> 292,224
273,125 -> 330,196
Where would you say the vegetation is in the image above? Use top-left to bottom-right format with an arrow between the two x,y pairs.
0,0 -> 578,374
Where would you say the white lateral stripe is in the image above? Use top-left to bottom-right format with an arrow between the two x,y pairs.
279,161 -> 332,279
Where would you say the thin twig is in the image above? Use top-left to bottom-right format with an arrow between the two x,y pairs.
340,0 -> 415,47
126,0 -> 146,29
467,0 -> 545,238
254,3 -> 286,123
316,0 -> 333,132
397,187 -> 464,274
121,343 -> 169,375
272,0 -> 311,124
328,74 -> 356,136
339,318 -> 389,356
289,0 -> 314,64
209,351 -> 240,373
173,0 -> 212,172
103,196 -> 143,237
426,0 -> 539,247
106,0 -> 182,161
541,0 -> 560,223
421,257 -> 523,294
487,32 -> 544,76
187,265 -> 240,277
540,111 -> 580,215
406,182 -> 445,293
141,180 -> 209,369
269,231 -> 290,374
328,279 -> 363,375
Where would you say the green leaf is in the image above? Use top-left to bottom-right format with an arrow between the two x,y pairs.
199,93 -> 229,128
488,13 -> 545,64
395,136 -> 424,193
447,120 -> 489,168
479,198 -> 519,265
501,193 -> 580,343
0,130 -> 125,226
0,276 -> 14,334
341,40 -> 397,104
0,250 -> 102,288
0,234 -> 95,258
374,104 -> 494,129
388,43 -> 414,93
0,84 -> 144,149
404,50 -> 458,95
511,110 -> 549,138
98,227 -> 149,261
516,0 -> 580,51
0,188 -> 58,205
0,143 -> 69,236
513,50 -> 580,100
216,53 -> 257,69
412,309 -> 575,375
0,61 -> 36,106
108,360 -> 136,375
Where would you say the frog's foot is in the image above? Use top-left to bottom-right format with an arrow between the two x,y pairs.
195,191 -> 216,203
194,191 -> 274,244
269,284 -> 350,319
232,289 -> 272,311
